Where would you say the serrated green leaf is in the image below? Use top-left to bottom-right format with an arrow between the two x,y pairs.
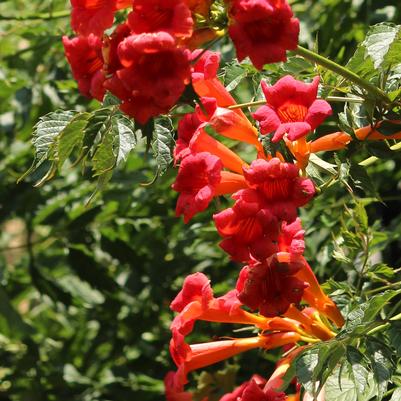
344,290 -> 401,335
112,115 -> 137,166
82,107 -> 116,158
295,346 -> 320,393
325,367 -> 376,401
19,110 -> 76,181
152,120 -> 174,176
366,338 -> 394,400
33,110 -> 76,162
346,346 -> 370,395
57,112 -> 91,169
346,24 -> 401,81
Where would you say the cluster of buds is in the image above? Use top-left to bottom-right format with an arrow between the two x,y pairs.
63,0 -> 304,123
167,49 -> 348,400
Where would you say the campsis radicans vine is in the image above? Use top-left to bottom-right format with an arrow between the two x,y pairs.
62,1 -> 401,400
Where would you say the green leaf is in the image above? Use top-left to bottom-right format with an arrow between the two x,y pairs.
223,62 -> 247,92
82,107 -> 116,158
33,110 -> 76,162
57,112 -> 91,169
325,367 -> 377,401
294,346 -> 320,393
349,164 -> 378,198
365,338 -> 394,400
112,115 -> 137,166
343,290 -> 401,335
388,321 -> 401,357
152,119 -> 174,176
347,24 -> 401,81
19,110 -> 76,181
346,346 -> 370,395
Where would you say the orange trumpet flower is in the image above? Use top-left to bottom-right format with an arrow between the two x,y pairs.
285,132 -> 352,170
184,332 -> 301,373
354,120 -> 401,140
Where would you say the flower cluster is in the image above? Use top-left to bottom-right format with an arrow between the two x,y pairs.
61,2 -> 394,400
63,0 -> 305,124
167,49 -> 349,400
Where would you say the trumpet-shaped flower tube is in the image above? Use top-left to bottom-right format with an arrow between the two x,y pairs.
353,120 -> 401,140
173,332 -> 301,375
285,132 -> 352,169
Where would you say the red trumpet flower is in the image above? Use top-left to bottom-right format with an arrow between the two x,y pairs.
253,76 -> 332,142
228,0 -> 299,69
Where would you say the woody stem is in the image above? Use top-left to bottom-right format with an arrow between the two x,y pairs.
294,45 -> 391,104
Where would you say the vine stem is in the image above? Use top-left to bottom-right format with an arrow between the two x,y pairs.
294,45 -> 391,104
0,10 -> 70,21
227,96 -> 364,110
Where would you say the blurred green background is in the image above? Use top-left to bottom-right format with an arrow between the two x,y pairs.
1,1 -> 401,400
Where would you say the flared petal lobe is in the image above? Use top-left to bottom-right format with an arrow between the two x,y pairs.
172,152 -> 223,223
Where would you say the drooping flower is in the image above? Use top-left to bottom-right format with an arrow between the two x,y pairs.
70,0 -> 132,37
244,157 -> 316,223
236,252 -> 308,317
62,34 -> 105,101
220,376 -> 282,401
127,0 -> 193,39
170,272 -> 297,342
228,0 -> 300,69
253,76 -> 332,142
172,152 -> 223,223
213,188 -> 279,262
104,32 -> 191,123
295,258 -> 344,327
242,158 -> 316,222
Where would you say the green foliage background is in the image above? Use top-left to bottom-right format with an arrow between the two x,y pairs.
1,1 -> 401,400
